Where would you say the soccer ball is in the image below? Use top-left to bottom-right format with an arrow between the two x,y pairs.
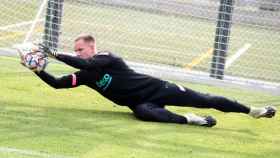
14,42 -> 48,72
23,52 -> 48,72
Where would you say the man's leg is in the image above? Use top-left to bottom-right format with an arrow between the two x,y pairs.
148,82 -> 276,118
129,103 -> 216,127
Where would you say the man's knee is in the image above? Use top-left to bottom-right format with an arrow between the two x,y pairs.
129,103 -> 187,124
129,103 -> 161,121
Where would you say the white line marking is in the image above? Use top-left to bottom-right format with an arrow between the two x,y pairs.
24,0 -> 48,42
0,19 -> 43,31
226,43 -> 251,69
0,147 -> 75,158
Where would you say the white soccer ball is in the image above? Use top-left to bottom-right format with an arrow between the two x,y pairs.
14,42 -> 48,72
24,52 -> 48,71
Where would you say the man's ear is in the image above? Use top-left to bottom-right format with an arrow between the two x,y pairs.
89,42 -> 95,48
90,42 -> 96,53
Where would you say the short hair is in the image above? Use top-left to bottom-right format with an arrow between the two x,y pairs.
74,34 -> 95,43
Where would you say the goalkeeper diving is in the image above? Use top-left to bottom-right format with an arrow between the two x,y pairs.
17,34 -> 277,127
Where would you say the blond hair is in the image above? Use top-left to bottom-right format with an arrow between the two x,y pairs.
75,34 -> 95,43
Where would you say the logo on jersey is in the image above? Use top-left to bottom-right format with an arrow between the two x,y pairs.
96,73 -> 112,91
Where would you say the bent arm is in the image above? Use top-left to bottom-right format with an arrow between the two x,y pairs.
35,71 -> 78,89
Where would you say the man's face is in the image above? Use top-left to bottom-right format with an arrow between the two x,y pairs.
74,39 -> 96,59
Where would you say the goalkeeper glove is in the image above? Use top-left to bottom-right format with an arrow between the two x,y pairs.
38,43 -> 58,58
16,50 -> 47,73
21,52 -> 48,72
14,42 -> 48,72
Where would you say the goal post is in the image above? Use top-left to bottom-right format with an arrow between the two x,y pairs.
24,0 -> 49,43
0,0 -> 46,50
43,0 -> 64,51
40,0 -> 280,94
1,0 -> 279,94
210,0 -> 235,80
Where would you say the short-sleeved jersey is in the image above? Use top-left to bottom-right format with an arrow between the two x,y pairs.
36,51 -> 165,106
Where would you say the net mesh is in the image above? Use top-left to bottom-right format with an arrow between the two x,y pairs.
1,0 -> 280,92
0,0 -> 44,47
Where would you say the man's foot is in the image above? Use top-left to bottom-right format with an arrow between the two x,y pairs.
184,113 -> 217,127
249,106 -> 277,118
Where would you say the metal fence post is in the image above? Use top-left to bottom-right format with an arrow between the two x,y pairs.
43,0 -> 64,51
210,0 -> 235,79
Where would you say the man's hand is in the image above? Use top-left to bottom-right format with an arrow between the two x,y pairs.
14,43 -> 48,72
14,42 -> 37,66
21,52 -> 48,72
38,43 -> 58,58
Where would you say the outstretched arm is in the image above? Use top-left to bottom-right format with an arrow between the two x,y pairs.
35,71 -> 79,89
57,53 -> 112,69
15,44 -> 80,89
39,44 -> 112,70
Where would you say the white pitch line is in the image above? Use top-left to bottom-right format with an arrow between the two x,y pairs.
0,147 -> 75,158
226,43 -> 251,69
0,19 -> 43,31
24,0 -> 48,42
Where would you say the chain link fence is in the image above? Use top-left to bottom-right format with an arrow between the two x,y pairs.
1,0 -> 280,93
0,0 -> 43,49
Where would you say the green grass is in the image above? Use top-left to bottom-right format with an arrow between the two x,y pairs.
60,2 -> 280,82
0,2 -> 280,156
0,1 -> 279,82
0,0 -> 39,48
0,56 -> 280,158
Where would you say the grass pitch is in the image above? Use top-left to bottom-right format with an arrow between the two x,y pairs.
0,56 -> 279,158
0,1 -> 280,82
0,1 -> 280,157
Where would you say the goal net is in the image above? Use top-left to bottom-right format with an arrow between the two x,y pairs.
1,0 -> 280,93
0,0 -> 45,50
